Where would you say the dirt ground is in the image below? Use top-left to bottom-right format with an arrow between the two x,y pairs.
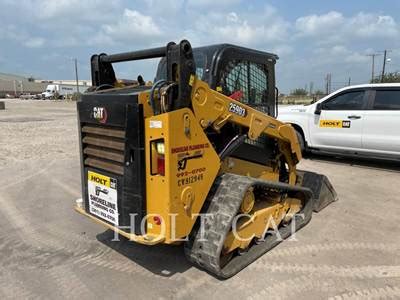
0,99 -> 399,299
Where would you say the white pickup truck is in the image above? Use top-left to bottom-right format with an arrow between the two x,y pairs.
278,83 -> 400,161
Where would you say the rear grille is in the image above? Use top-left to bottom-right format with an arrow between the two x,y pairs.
82,124 -> 125,175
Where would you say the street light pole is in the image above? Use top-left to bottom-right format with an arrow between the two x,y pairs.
381,50 -> 387,83
380,50 -> 392,83
74,58 -> 80,94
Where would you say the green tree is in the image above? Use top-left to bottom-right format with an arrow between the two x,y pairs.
291,88 -> 308,96
371,72 -> 400,83
314,89 -> 325,96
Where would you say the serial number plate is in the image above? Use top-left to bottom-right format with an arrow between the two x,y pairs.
229,102 -> 247,117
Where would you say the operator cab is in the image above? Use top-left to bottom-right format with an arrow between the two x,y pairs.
155,44 -> 278,117
155,44 -> 279,167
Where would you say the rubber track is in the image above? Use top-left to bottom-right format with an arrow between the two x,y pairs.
184,173 -> 313,279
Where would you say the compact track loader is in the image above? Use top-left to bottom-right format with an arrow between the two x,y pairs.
75,40 -> 337,278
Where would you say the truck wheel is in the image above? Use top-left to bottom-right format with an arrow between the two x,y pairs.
295,130 -> 306,154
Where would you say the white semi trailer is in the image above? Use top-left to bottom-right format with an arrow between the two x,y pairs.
41,84 -> 89,99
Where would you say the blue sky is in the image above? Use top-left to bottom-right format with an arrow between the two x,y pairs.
1,0 -> 400,93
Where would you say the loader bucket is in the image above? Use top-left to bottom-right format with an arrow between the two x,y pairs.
298,171 -> 338,212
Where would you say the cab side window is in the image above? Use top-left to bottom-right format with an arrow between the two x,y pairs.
220,60 -> 268,105
373,90 -> 400,110
322,91 -> 365,110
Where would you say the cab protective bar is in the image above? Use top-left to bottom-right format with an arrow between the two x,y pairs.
90,40 -> 196,110
100,46 -> 167,64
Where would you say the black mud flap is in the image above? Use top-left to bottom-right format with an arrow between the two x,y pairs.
298,170 -> 338,212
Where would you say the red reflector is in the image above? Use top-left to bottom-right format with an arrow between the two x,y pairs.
153,216 -> 162,225
157,155 -> 165,176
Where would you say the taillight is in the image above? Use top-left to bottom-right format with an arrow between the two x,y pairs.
157,156 -> 165,175
151,139 -> 165,176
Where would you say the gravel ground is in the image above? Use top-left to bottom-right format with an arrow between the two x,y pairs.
0,99 -> 399,299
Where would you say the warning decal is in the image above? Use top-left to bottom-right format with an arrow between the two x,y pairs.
88,171 -> 118,226
319,120 -> 351,128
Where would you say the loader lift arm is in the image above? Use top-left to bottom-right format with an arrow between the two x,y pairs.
189,77 -> 302,184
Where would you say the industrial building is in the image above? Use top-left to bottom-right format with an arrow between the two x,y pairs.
0,72 -> 91,98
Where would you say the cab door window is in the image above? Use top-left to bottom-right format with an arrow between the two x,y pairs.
220,60 -> 268,105
322,91 -> 366,110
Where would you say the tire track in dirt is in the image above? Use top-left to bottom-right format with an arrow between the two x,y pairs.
0,159 -> 57,191
74,254 -> 185,281
0,266 -> 38,299
329,285 -> 400,299
268,242 -> 400,258
173,273 -> 215,299
47,265 -> 95,299
174,265 -> 264,299
249,273 -> 400,300
248,274 -> 340,300
0,229 -> 182,295
37,174 -> 187,283
43,172 -> 81,198
0,191 -> 109,267
0,232 -> 105,272
249,262 -> 400,279
0,193 -> 184,286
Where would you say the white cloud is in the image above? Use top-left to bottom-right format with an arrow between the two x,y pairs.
271,45 -> 293,57
313,45 -> 369,64
0,25 -> 45,48
0,0 -> 123,47
296,11 -> 344,37
90,9 -> 162,46
350,13 -> 398,38
143,0 -> 184,15
186,6 -> 290,48
187,0 -> 242,8
24,37 -> 45,48
227,12 -> 239,23
33,0 -> 121,22
295,11 -> 400,44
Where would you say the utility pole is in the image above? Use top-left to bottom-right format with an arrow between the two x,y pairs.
329,74 -> 332,93
74,58 -> 80,94
325,73 -> 332,94
13,80 -> 17,97
325,74 -> 328,95
348,77 -> 351,86
309,81 -> 314,96
366,53 -> 381,82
